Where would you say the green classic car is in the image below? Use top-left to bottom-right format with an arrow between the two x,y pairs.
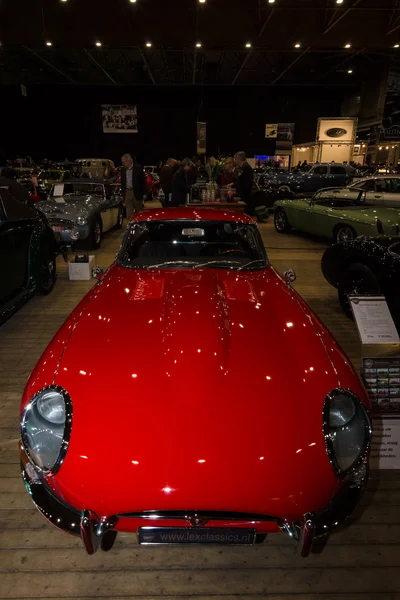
274,189 -> 400,243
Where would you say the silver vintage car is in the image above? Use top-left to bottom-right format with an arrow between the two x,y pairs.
36,180 -> 124,249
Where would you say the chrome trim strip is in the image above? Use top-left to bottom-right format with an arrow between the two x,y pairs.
20,385 -> 73,477
322,388 -> 372,479
298,513 -> 315,558
117,510 -> 277,523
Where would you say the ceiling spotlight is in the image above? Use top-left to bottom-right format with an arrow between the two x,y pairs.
294,43 -> 301,48
61,0 -> 68,2
129,0 -> 137,2
146,42 -> 152,48
347,69 -> 353,74
344,43 -> 351,48
245,42 -> 252,48
394,44 -> 400,48
46,41 -> 52,46
199,0 -> 206,3
196,42 -> 202,48
95,41 -> 102,47
268,0 -> 275,3
336,0 -> 344,4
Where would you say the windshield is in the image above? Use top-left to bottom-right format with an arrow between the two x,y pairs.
117,220 -> 268,270
50,182 -> 106,198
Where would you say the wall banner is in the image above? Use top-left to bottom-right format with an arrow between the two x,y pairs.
102,105 -> 138,134
316,118 -> 357,142
265,124 -> 278,139
276,123 -> 295,152
197,122 -> 206,155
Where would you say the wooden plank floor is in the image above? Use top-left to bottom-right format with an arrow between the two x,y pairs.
1,207 -> 399,599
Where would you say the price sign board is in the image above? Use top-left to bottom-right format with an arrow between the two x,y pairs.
350,296 -> 400,345
370,417 -> 400,469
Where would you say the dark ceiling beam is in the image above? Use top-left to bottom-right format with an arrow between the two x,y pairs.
387,0 -> 400,31
232,50 -> 252,85
162,49 -> 172,83
320,47 -> 365,79
258,8 -> 275,39
23,46 -> 75,84
323,0 -> 362,35
270,47 -> 310,85
138,48 -> 156,85
83,49 -> 116,84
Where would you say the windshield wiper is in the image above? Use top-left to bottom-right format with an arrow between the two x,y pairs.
146,260 -> 199,270
192,260 -> 242,270
237,259 -> 267,271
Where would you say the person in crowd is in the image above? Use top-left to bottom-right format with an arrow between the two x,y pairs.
302,160 -> 308,168
170,158 -> 194,207
0,169 -> 32,205
120,153 -> 146,219
229,151 -> 253,205
160,158 -> 178,205
221,156 -> 236,187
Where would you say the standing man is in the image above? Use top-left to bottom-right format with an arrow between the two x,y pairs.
170,158 -> 194,207
230,151 -> 253,205
159,158 -> 177,206
120,153 -> 146,219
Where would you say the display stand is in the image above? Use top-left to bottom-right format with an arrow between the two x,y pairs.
351,296 -> 400,469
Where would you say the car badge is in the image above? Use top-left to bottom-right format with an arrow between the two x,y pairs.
187,514 -> 208,527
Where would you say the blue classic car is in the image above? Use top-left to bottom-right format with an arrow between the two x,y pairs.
36,180 -> 124,249
268,163 -> 354,196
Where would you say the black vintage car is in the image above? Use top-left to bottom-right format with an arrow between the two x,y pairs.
0,179 -> 61,325
321,236 -> 400,328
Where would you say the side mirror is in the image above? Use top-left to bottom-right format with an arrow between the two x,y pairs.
93,266 -> 105,279
283,268 -> 296,287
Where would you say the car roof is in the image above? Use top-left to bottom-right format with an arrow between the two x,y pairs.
132,207 -> 255,224
354,174 -> 399,180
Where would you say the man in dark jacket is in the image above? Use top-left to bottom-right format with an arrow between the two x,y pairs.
232,151 -> 254,205
159,158 -> 178,205
170,158 -> 193,207
120,153 -> 146,219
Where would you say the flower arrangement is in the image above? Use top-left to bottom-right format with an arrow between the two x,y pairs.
205,156 -> 223,182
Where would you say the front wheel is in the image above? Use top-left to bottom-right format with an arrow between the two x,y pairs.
278,185 -> 291,194
274,208 -> 291,233
335,225 -> 356,244
88,218 -> 102,250
37,257 -> 57,295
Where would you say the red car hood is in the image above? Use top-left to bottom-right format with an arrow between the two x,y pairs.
43,266 -> 362,518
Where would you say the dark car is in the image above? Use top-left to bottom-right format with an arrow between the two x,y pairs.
0,181 -> 61,325
268,163 -> 354,196
321,236 -> 400,327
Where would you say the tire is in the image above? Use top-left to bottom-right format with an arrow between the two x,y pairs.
338,264 -> 380,319
88,218 -> 102,250
37,257 -> 57,295
116,206 -> 123,229
278,185 -> 291,194
334,225 -> 357,245
274,208 -> 291,233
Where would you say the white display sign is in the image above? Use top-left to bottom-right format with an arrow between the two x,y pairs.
317,118 -> 357,142
53,184 -> 64,197
350,296 -> 400,345
371,417 -> 400,469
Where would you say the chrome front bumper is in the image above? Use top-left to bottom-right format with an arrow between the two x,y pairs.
21,461 -> 368,557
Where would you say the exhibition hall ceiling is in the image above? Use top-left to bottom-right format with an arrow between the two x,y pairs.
0,0 -> 399,86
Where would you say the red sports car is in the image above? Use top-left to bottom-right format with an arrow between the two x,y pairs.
20,208 -> 371,556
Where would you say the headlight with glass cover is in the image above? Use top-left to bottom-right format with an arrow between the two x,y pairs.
77,215 -> 87,226
20,386 -> 72,475
323,389 -> 371,477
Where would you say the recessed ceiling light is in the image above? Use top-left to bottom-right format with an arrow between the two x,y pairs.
146,42 -> 152,48
61,0 -> 68,2
345,43 -> 351,48
196,42 -> 202,48
268,0 -> 275,3
348,69 -> 353,74
294,43 -> 301,48
394,44 -> 400,48
95,41 -> 102,47
336,0 -> 343,4
199,0 -> 206,3
129,0 -> 137,3
46,41 -> 52,46
245,42 -> 252,48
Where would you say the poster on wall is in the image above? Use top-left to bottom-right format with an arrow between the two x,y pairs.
381,72 -> 400,140
197,121 -> 206,155
265,124 -> 278,139
316,118 -> 357,142
276,123 -> 295,152
101,105 -> 138,134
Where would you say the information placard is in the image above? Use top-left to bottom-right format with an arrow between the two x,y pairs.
350,296 -> 400,345
370,417 -> 400,469
361,357 -> 400,414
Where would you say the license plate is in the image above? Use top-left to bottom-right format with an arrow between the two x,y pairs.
138,527 -> 256,545
52,225 -> 65,232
